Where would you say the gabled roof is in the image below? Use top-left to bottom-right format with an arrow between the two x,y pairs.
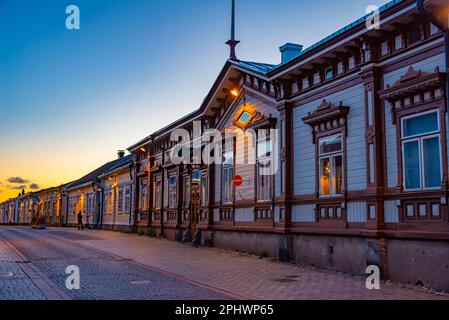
127,0 -> 408,151
236,61 -> 276,74
232,0 -> 407,77
66,156 -> 132,190
99,154 -> 133,177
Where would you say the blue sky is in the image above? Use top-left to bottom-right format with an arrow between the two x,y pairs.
0,0 -> 390,200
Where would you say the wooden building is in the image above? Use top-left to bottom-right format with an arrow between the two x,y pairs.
63,151 -> 133,228
98,153 -> 135,232
127,0 -> 449,290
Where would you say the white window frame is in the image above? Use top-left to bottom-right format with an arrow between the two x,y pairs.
256,133 -> 273,202
318,134 -> 344,197
168,175 -> 177,209
118,186 -> 124,214
401,110 -> 442,191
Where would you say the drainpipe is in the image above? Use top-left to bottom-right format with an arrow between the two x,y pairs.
62,192 -> 69,226
128,163 -> 134,227
417,0 -> 449,113
160,147 -> 166,237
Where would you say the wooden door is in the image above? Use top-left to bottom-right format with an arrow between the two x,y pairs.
190,185 -> 200,236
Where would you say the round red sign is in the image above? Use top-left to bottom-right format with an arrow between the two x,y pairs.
233,175 -> 243,186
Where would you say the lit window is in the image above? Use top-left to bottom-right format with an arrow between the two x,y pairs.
236,111 -> 253,128
319,134 -> 344,196
118,186 -> 123,214
401,111 -> 441,191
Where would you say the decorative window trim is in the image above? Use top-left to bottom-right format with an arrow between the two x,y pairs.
303,99 -> 349,200
379,67 -> 448,192
256,130 -> 274,202
302,99 -> 350,144
221,137 -> 235,205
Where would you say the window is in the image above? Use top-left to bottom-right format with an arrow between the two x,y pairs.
429,23 -> 439,36
125,186 -> 131,212
168,176 -> 177,208
302,77 -> 309,90
337,61 -> 345,75
381,41 -> 390,56
257,131 -> 273,201
200,174 -> 208,206
118,186 -> 123,214
85,195 -> 90,215
401,111 -> 442,191
106,189 -> 113,214
313,72 -> 320,85
222,139 -> 234,204
318,134 -> 344,196
153,175 -> 162,209
408,24 -> 422,45
394,35 -> 403,50
324,66 -> 333,80
348,56 -> 355,70
140,179 -> 148,211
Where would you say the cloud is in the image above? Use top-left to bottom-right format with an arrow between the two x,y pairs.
29,183 -> 40,190
7,177 -> 29,184
6,185 -> 27,190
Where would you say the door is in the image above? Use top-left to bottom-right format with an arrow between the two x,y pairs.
190,185 -> 200,237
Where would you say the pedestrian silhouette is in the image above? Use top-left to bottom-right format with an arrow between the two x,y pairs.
77,211 -> 83,230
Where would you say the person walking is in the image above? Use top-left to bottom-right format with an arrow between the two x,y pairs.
77,211 -> 83,230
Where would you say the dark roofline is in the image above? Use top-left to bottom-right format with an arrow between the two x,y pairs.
230,0 -> 408,78
127,0 -> 409,151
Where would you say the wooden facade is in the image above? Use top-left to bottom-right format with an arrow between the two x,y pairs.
1,0 -> 448,290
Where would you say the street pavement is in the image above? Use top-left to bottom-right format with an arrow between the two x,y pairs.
0,226 -> 448,300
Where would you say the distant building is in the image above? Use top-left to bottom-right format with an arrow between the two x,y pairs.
99,153 -> 134,232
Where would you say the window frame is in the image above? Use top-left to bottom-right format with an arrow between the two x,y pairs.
168,175 -> 178,209
117,186 -> 124,214
256,130 -> 274,202
317,133 -> 345,198
400,110 -> 443,192
221,138 -> 235,204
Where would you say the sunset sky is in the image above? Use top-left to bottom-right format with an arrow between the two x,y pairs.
0,0 -> 390,202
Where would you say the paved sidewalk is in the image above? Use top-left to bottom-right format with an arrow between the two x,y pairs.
46,227 -> 449,300
0,236 -> 46,300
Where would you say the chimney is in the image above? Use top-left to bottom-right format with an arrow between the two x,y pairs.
279,43 -> 303,64
117,150 -> 125,159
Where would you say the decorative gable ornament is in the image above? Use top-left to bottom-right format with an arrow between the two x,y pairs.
379,66 -> 446,124
302,99 -> 350,143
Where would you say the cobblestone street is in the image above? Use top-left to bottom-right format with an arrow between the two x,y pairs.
0,226 -> 448,300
